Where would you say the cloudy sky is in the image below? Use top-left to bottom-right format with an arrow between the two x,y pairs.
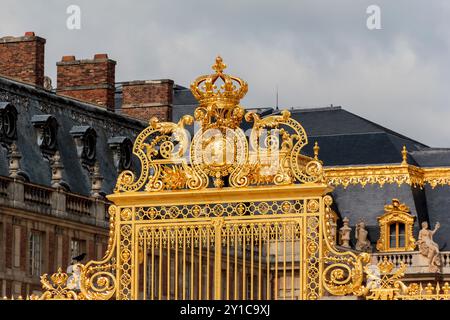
2,0 -> 449,146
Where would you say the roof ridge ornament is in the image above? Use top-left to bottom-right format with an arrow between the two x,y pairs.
401,145 -> 408,165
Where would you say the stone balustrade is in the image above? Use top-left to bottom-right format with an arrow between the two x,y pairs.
24,183 -> 52,207
371,251 -> 450,276
66,193 -> 93,216
0,175 -> 109,228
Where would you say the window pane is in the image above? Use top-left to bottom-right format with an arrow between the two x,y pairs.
29,232 -> 42,276
389,224 -> 396,248
70,239 -> 86,263
398,223 -> 405,247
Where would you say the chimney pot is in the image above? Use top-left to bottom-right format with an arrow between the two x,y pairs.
94,53 -> 108,60
61,55 -> 76,62
24,32 -> 36,37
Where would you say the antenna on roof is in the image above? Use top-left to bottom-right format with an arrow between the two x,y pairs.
275,85 -> 279,110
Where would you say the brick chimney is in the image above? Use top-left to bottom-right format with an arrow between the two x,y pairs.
0,32 -> 46,87
121,79 -> 174,121
56,54 -> 116,111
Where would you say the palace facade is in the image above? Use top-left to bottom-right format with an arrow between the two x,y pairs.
1,32 -> 450,299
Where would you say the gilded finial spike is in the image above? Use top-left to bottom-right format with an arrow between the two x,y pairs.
212,55 -> 226,73
314,141 -> 320,160
401,145 -> 408,165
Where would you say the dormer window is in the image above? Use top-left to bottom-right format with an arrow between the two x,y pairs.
107,136 -> 132,172
0,102 -> 18,145
70,126 -> 97,167
31,114 -> 58,157
376,199 -> 416,252
389,222 -> 406,249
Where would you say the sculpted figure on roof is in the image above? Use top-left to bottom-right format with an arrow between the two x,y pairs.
417,221 -> 441,273
355,221 -> 372,252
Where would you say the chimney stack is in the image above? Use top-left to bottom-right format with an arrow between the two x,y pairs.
121,79 -> 173,121
0,32 -> 46,87
56,54 -> 116,111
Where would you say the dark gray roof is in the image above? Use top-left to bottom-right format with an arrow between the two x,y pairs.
173,84 -> 198,105
423,185 -> 450,249
410,149 -> 450,167
0,76 -> 145,196
287,106 -> 427,166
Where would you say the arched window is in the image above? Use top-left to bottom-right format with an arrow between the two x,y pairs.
0,102 -> 18,144
376,199 -> 416,252
31,114 -> 59,157
108,136 -> 133,172
70,126 -> 97,167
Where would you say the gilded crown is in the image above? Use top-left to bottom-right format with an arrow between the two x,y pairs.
190,56 -> 248,108
50,267 -> 69,286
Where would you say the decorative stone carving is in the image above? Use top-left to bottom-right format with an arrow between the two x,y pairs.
31,114 -> 58,158
70,126 -> 97,167
90,161 -> 103,198
107,136 -> 132,173
355,221 -> 372,252
50,151 -> 69,191
417,221 -> 441,273
8,142 -> 27,181
43,76 -> 53,91
339,217 -> 351,248
0,102 -> 18,145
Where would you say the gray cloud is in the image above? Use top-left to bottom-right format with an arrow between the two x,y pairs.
1,0 -> 449,146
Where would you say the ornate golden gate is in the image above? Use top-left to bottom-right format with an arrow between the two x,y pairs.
109,185 -> 335,300
38,57 -> 369,300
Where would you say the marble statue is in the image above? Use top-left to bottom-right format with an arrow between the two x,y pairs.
339,217 -> 351,248
66,263 -> 82,290
355,221 -> 372,252
417,221 -> 441,273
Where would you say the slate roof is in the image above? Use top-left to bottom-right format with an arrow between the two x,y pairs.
172,85 -> 199,129
284,106 -> 428,166
410,149 -> 450,167
0,76 -> 145,196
